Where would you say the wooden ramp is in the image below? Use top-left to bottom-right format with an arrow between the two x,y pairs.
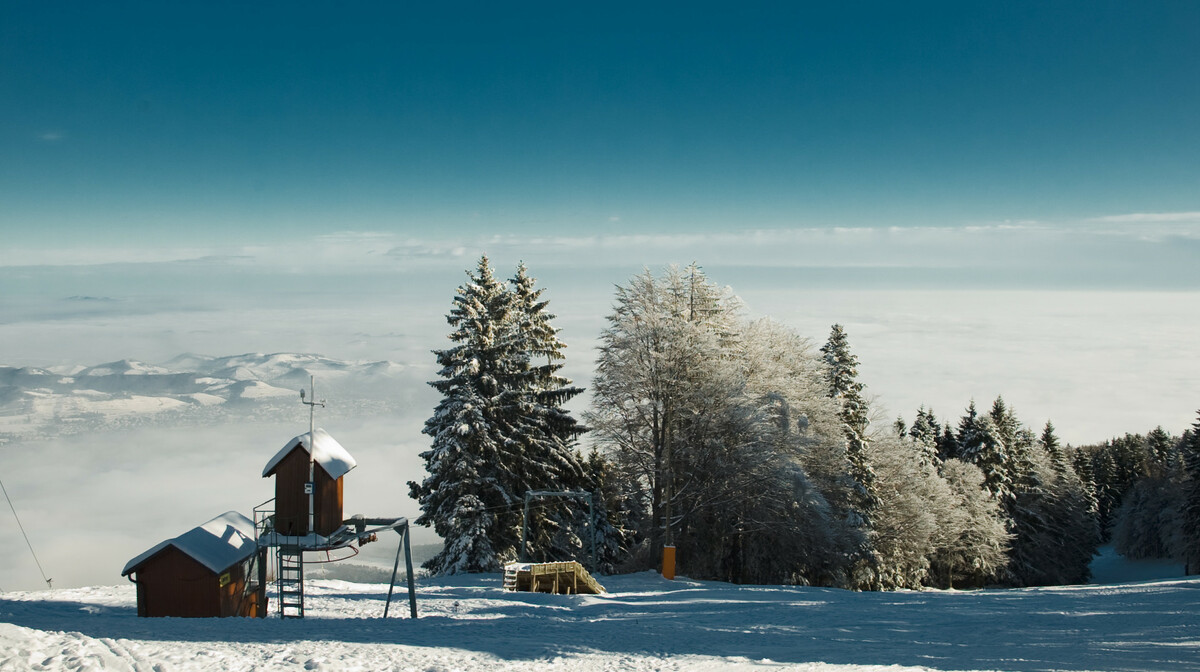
503,561 -> 605,595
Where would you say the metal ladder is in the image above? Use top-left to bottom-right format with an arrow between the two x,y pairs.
277,545 -> 304,618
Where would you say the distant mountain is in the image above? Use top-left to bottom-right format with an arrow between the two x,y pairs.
0,353 -> 424,441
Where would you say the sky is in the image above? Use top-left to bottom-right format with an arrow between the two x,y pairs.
3,2 -> 1199,246
1,2 -> 1199,589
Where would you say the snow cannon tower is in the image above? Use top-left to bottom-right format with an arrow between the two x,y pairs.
262,428 -> 357,537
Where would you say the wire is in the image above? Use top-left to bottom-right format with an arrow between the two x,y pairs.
0,476 -> 52,590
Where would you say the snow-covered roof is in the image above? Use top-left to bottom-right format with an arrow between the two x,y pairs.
122,511 -> 257,576
262,427 -> 357,480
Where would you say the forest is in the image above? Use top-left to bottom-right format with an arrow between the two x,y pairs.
408,257 -> 1200,589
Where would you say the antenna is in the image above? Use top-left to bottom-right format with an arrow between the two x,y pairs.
300,376 -> 325,436
300,375 -> 325,535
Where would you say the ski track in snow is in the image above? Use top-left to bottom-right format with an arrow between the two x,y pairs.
1,573 -> 1197,672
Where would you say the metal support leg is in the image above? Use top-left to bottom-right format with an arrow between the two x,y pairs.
404,524 -> 417,619
384,532 -> 403,618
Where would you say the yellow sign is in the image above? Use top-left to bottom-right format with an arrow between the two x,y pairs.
219,572 -> 231,588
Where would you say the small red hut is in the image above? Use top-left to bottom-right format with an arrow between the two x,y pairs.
121,511 -> 262,618
262,428 -> 357,537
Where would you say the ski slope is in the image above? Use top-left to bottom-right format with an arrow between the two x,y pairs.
2,571 -> 1196,671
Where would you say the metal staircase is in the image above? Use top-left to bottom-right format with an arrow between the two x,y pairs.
277,545 -> 305,618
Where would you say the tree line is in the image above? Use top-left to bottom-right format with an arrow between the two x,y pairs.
411,258 -> 1200,587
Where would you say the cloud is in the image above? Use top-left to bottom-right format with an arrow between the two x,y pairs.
1087,212 -> 1200,224
5,223 -> 1196,291
64,295 -> 119,302
313,231 -> 397,244
38,131 -> 65,142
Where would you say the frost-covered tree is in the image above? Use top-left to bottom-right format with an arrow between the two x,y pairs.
927,459 -> 1011,588
867,434 -> 941,589
588,267 -> 851,585
587,265 -> 743,567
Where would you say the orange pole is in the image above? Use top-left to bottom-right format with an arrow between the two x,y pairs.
662,545 -> 676,580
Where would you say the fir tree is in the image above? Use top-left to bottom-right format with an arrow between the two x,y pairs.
821,324 -> 880,588
1183,411 -> 1200,574
411,257 -> 588,573
960,413 -> 1013,504
908,407 -> 941,468
937,423 -> 959,463
410,256 -> 522,573
1145,426 -> 1173,477
1041,421 -> 1065,474
506,262 -> 590,561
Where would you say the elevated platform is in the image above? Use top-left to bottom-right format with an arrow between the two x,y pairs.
503,561 -> 605,595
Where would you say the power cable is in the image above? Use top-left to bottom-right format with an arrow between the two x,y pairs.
0,476 -> 52,590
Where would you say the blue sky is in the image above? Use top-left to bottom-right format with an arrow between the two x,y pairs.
3,2 -> 1198,248
1,2 -> 1198,445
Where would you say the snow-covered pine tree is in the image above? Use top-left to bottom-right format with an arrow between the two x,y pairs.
1041,421 -> 1066,475
409,256 -> 525,574
957,403 -> 1012,504
954,401 -> 981,462
1183,411 -> 1200,574
821,324 -> 881,589
937,423 -> 959,463
908,407 -> 941,469
505,262 -> 591,562
1145,426 -> 1174,477
585,448 -> 639,573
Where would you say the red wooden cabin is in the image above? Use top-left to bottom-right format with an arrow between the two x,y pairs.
121,511 -> 262,618
261,428 -> 357,537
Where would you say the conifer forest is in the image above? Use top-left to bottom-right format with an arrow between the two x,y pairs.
411,257 -> 1200,589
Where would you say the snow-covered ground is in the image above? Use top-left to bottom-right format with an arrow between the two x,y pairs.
2,571 -> 1197,672
1088,545 -> 1186,586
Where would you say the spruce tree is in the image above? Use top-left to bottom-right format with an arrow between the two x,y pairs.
908,407 -> 941,468
821,324 -> 880,588
1183,411 -> 1200,574
411,257 -> 594,573
506,262 -> 590,561
1145,426 -> 1173,477
409,256 -> 525,574
937,423 -> 959,463
1041,421 -> 1065,474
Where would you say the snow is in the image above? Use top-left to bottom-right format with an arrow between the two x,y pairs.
262,428 -> 357,480
121,511 -> 257,577
1,572 -> 1197,671
1088,545 -> 1186,585
230,380 -> 294,400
